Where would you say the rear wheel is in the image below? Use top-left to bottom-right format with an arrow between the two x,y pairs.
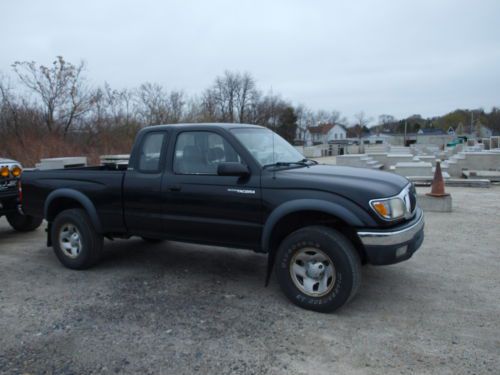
52,209 -> 103,269
6,212 -> 43,232
275,226 -> 361,313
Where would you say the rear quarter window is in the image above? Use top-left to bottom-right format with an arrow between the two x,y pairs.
137,132 -> 166,172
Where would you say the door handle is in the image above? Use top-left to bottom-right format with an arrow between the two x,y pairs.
168,185 -> 182,192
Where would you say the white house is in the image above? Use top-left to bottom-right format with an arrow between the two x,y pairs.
305,123 -> 347,145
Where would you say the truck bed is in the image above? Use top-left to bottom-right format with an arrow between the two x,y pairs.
22,166 -> 127,233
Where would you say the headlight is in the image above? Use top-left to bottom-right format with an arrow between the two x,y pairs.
370,197 -> 406,220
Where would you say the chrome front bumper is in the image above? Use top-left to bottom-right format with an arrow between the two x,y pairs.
357,209 -> 425,247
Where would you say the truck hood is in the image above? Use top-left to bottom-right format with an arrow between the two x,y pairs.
266,164 -> 410,204
0,157 -> 18,165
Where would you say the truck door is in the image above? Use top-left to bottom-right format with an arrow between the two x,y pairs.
162,130 -> 262,249
123,131 -> 168,237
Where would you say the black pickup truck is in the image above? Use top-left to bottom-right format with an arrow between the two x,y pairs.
21,124 -> 424,312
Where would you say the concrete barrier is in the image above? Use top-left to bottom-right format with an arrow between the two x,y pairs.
417,194 -> 452,212
303,146 -> 323,158
393,162 -> 433,177
442,152 -> 500,177
385,154 -> 414,169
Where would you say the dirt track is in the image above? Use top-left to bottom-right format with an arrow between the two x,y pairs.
1,186 -> 499,374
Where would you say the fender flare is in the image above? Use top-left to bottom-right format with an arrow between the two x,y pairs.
261,199 -> 364,253
261,199 -> 366,286
44,188 -> 102,233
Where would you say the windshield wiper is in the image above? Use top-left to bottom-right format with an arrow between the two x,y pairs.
299,158 -> 318,165
262,158 -> 317,169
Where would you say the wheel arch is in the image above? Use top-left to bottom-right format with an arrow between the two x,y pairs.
44,189 -> 102,233
262,199 -> 367,285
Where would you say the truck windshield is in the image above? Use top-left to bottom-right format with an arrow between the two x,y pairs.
231,128 -> 305,167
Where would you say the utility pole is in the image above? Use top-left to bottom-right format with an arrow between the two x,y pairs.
470,111 -> 474,137
404,120 -> 408,146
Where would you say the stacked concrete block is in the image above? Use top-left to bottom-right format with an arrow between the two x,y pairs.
100,154 -> 130,168
336,154 -> 383,169
442,152 -> 500,177
385,154 -> 414,169
36,157 -> 87,170
393,162 -> 433,177
415,155 -> 439,166
459,152 -> 500,170
491,136 -> 499,150
482,139 -> 491,150
389,146 -> 412,154
364,144 -> 389,153
366,153 -> 388,169
303,146 -> 323,158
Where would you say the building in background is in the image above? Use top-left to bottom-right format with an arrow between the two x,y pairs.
304,123 -> 346,145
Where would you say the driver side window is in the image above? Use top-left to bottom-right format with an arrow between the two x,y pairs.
174,131 -> 242,175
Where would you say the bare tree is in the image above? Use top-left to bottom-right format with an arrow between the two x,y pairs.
378,114 -> 396,126
168,90 -> 185,123
294,104 -> 308,143
354,111 -> 372,128
314,110 -> 341,125
236,73 -> 257,123
351,111 -> 373,152
203,71 -> 259,123
12,56 -> 91,135
134,82 -> 184,125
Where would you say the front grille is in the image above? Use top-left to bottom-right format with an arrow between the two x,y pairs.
0,179 -> 17,194
401,184 -> 417,218
409,191 -> 417,212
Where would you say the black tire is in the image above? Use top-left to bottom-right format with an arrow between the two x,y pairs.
6,212 -> 43,232
51,209 -> 103,270
275,226 -> 361,313
141,237 -> 165,243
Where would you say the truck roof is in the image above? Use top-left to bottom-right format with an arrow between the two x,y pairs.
141,123 -> 265,132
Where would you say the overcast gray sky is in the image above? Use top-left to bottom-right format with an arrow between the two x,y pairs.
1,0 -> 499,122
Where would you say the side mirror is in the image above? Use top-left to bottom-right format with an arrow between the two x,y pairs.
217,162 -> 249,177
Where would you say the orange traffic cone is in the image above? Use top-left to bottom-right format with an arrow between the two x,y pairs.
426,161 -> 449,197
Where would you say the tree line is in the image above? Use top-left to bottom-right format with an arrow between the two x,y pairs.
1,56 -> 499,166
0,56 -> 351,165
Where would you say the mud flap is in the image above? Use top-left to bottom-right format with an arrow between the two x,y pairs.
46,222 -> 52,247
265,251 -> 275,287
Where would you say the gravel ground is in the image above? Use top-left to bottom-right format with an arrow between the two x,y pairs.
1,186 -> 499,374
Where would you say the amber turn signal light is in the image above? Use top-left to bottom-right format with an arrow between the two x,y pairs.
0,166 -> 10,178
11,165 -> 22,177
372,201 -> 389,218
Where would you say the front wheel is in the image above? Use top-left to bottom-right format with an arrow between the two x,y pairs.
51,209 -> 103,269
275,226 -> 361,313
6,212 -> 43,232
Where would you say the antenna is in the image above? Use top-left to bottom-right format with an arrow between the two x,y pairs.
272,129 -> 275,164
272,129 -> 276,179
